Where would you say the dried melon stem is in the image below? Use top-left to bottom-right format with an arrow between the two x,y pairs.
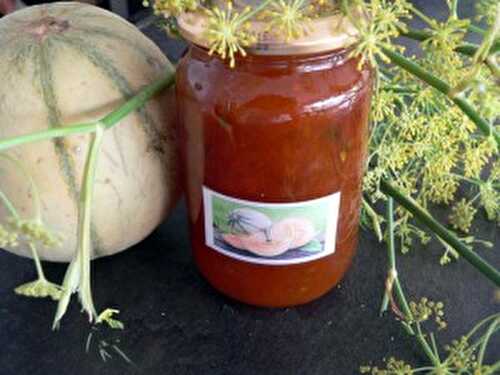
26,16 -> 70,41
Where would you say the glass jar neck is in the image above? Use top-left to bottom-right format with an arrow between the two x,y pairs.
188,43 -> 353,73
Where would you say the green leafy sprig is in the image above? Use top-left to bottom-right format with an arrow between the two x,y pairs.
362,197 -> 500,375
0,154 -> 63,300
0,68 -> 176,327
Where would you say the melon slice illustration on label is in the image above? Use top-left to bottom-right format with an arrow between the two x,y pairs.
235,217 -> 316,257
274,217 -> 316,249
222,233 -> 246,249
203,187 -> 341,265
240,223 -> 294,257
228,208 -> 273,236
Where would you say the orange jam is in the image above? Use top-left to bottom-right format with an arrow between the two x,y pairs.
177,45 -> 372,307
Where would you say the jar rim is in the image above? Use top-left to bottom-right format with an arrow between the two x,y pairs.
187,42 -> 355,71
177,11 -> 359,56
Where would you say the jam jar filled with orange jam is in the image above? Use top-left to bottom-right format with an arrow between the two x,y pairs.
176,13 -> 372,307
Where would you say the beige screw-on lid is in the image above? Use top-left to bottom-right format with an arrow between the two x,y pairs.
177,11 -> 359,56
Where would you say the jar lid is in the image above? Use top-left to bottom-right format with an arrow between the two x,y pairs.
177,10 -> 359,56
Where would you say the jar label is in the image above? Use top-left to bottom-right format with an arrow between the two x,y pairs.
202,187 -> 341,266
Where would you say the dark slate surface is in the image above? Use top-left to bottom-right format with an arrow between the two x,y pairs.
0,1 -> 498,374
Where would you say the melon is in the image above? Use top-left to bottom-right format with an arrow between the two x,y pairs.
0,2 -> 178,262
223,217 -> 316,257
222,233 -> 245,249
228,208 -> 273,235
277,218 -> 316,249
240,222 -> 294,257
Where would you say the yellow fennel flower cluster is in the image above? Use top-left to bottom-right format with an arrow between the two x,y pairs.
265,0 -> 313,41
345,0 -> 412,69
360,0 -> 499,258
204,2 -> 256,68
476,0 -> 499,26
145,0 -> 198,17
360,358 -> 413,375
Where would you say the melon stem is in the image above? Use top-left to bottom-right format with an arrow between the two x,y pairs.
264,228 -> 272,243
78,124 -> 105,323
54,125 -> 105,327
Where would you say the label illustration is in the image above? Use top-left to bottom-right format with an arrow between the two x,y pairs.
203,187 -> 341,266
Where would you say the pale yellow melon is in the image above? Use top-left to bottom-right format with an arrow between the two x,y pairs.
0,2 -> 179,262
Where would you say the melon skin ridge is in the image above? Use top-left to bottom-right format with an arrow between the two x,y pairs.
0,3 -> 179,262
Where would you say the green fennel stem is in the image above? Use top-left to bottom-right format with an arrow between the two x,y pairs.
238,0 -> 274,24
487,362 -> 500,375
382,197 -> 440,366
379,197 -> 396,315
379,197 -> 413,332
382,48 -> 500,147
469,24 -> 487,35
450,0 -> 458,18
486,56 -> 500,77
29,243 -> 47,282
415,322 -> 440,367
409,5 -> 435,27
99,68 -> 175,128
380,179 -> 500,287
0,156 -> 62,292
477,317 -> 499,367
362,198 -> 383,242
399,27 -> 500,57
411,3 -> 496,40
0,123 -> 98,153
456,320 -> 500,370
379,199 -> 415,323
0,189 -> 19,219
0,69 -> 174,318
429,332 -> 440,361
78,125 -> 105,322
465,313 -> 500,340
50,69 -> 175,327
53,259 -> 78,328
53,125 -> 105,327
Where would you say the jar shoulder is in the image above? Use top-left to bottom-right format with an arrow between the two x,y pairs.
176,50 -> 372,124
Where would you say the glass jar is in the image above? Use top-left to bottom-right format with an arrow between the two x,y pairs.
176,41 -> 372,307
